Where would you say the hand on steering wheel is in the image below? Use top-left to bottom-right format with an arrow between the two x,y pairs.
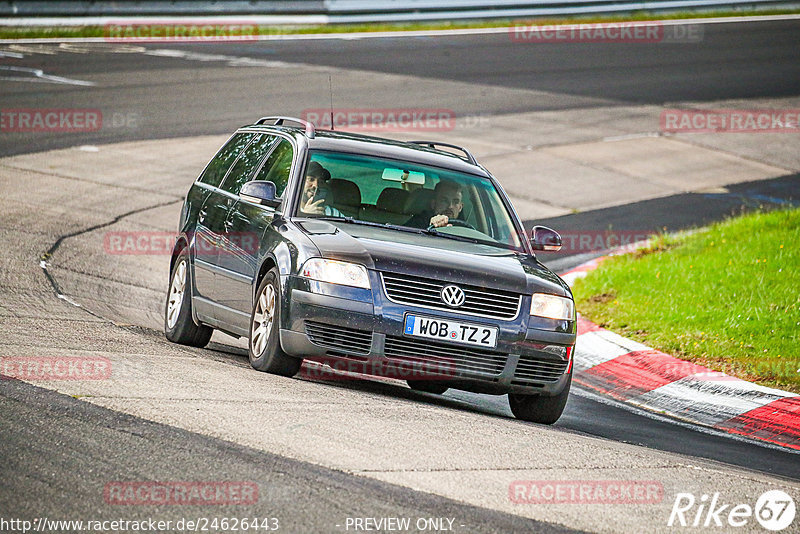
446,218 -> 475,230
428,214 -> 475,230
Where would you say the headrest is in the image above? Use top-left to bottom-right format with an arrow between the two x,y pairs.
329,179 -> 361,207
376,188 -> 410,211
403,187 -> 431,215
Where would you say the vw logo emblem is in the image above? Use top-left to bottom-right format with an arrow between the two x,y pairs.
441,285 -> 465,307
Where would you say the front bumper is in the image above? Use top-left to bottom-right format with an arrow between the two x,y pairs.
281,274 -> 575,396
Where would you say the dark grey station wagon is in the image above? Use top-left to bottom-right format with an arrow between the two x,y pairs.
165,116 -> 576,424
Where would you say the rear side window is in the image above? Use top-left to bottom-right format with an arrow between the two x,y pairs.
219,134 -> 276,195
253,138 -> 294,197
198,133 -> 255,188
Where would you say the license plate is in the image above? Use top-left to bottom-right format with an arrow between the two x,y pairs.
404,314 -> 498,348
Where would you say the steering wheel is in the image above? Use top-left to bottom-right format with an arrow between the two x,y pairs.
447,218 -> 476,230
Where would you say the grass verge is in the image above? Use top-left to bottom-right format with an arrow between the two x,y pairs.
572,208 -> 800,393
0,8 -> 798,40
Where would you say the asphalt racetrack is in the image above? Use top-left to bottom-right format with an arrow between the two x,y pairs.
1,17 -> 799,533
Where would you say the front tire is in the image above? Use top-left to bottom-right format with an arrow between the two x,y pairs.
248,268 -> 302,376
164,248 -> 213,347
508,373 -> 571,425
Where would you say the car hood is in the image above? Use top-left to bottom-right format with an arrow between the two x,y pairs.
298,220 -> 569,297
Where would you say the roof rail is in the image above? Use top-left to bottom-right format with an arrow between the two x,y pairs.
256,116 -> 316,138
407,141 -> 477,166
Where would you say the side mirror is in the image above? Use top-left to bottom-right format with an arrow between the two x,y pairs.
240,180 -> 280,208
530,225 -> 562,252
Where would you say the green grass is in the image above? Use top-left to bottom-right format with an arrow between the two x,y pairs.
1,8 -> 799,40
572,208 -> 800,393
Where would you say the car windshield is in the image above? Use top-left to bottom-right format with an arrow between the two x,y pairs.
295,150 -> 525,251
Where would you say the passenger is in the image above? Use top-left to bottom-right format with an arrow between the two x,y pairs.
405,180 -> 464,228
299,161 -> 343,217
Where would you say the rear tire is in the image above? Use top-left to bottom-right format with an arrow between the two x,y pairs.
164,248 -> 213,347
508,373 -> 571,425
407,380 -> 449,395
248,268 -> 302,377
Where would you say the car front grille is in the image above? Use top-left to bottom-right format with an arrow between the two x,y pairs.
381,272 -> 521,320
511,354 -> 569,384
384,335 -> 508,378
305,321 -> 372,355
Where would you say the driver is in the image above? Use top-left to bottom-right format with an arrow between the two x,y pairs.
299,161 -> 342,217
406,180 -> 464,228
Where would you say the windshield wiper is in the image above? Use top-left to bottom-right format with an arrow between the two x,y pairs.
418,226 -> 521,253
317,216 -> 518,251
316,216 -> 422,234
419,225 -> 484,245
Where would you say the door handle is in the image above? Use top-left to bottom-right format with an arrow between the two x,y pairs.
198,209 -> 207,223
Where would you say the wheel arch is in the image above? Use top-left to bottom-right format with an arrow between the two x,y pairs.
169,235 -> 190,275
255,255 -> 278,298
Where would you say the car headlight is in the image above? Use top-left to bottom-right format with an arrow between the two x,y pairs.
300,258 -> 370,289
530,293 -> 574,321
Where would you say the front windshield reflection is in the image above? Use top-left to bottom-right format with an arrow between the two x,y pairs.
296,150 -> 524,252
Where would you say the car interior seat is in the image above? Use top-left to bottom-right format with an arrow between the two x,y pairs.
403,187 -> 431,218
373,188 -> 411,225
328,179 -> 362,217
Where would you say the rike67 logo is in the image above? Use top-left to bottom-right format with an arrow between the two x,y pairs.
668,490 -> 795,531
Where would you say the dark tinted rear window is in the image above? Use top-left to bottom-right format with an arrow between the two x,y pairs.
198,133 -> 254,188
220,134 -> 276,195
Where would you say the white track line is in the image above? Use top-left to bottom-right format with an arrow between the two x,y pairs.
0,65 -> 96,85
